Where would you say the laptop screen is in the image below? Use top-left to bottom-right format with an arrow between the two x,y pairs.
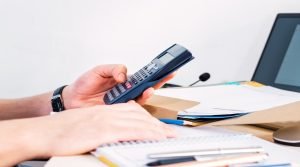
275,25 -> 300,87
252,14 -> 300,92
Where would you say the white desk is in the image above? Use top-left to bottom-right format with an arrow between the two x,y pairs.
45,125 -> 300,167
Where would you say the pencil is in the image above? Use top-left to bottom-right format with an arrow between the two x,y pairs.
159,118 -> 199,126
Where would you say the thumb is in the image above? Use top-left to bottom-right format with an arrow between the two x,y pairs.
92,64 -> 127,83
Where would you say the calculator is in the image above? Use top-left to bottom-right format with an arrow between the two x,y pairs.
103,44 -> 194,104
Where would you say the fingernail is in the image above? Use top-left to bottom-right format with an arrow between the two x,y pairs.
128,100 -> 136,104
118,73 -> 126,81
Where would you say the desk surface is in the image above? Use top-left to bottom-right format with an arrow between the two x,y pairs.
45,124 -> 300,167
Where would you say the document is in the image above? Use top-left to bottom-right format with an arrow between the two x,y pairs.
155,83 -> 300,119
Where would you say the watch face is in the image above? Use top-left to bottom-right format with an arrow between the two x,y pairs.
52,85 -> 68,112
51,95 -> 64,112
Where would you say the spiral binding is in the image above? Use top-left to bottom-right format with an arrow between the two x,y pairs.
99,134 -> 251,149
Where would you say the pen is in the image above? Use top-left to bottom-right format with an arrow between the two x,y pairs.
159,118 -> 198,126
146,156 -> 196,166
160,152 -> 269,167
148,146 -> 264,159
147,155 -> 239,166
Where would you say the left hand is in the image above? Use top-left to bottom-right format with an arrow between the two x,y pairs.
63,64 -> 175,109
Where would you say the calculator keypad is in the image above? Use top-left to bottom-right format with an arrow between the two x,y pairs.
106,62 -> 160,102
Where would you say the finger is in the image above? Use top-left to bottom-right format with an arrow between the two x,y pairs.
152,72 -> 176,89
136,87 -> 154,105
124,101 -> 151,115
92,64 -> 127,82
127,100 -> 136,104
112,65 -> 127,83
125,109 -> 177,138
160,122 -> 178,138
107,102 -> 150,116
119,110 -> 172,134
112,118 -> 173,141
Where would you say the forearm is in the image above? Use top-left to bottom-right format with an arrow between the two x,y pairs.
0,92 -> 53,120
0,118 -> 47,166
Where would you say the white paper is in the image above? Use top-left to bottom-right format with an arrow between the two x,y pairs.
172,125 -> 246,137
155,84 -> 300,116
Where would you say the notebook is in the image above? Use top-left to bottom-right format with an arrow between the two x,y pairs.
92,127 -> 300,167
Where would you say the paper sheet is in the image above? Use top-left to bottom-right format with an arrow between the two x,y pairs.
155,84 -> 300,117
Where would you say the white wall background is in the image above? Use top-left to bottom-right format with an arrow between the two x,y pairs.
0,0 -> 300,98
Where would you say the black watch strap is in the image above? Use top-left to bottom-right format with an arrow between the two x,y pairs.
51,85 -> 68,112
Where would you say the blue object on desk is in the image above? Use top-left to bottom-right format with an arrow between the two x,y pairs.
224,81 -> 242,85
159,119 -> 185,126
146,156 -> 195,166
159,119 -> 198,126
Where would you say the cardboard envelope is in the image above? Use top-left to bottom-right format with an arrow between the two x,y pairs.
143,95 -> 199,119
209,101 -> 300,126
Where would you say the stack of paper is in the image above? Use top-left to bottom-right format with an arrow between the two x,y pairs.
155,82 -> 300,120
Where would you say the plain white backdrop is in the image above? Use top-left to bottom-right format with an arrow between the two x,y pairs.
0,0 -> 300,98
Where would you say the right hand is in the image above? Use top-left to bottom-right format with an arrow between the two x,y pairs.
24,101 -> 176,159
62,64 -> 175,109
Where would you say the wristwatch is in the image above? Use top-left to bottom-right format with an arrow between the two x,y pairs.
51,85 -> 68,112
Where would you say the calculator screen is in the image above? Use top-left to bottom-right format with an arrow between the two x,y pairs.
158,53 -> 174,64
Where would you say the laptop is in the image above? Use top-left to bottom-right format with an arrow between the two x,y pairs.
252,13 -> 300,130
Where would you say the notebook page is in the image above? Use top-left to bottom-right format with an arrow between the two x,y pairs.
93,134 -> 251,166
92,133 -> 300,167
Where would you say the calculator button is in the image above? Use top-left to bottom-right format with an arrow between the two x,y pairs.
125,81 -> 132,89
117,84 -> 126,93
147,63 -> 156,70
131,78 -> 138,85
129,75 -> 139,85
110,90 -> 115,97
115,85 -> 122,93
134,73 -> 143,81
112,87 -> 120,97
140,70 -> 148,78
139,73 -> 144,80
107,91 -> 114,101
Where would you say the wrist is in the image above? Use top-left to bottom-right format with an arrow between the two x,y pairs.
21,117 -> 51,158
62,86 -> 74,110
61,85 -> 79,110
0,118 -> 49,166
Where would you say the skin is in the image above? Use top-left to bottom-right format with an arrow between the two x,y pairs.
0,64 -> 176,166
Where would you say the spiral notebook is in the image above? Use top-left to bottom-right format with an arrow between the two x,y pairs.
92,132 -> 300,167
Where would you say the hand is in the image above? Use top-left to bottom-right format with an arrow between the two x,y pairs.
25,101 -> 176,158
63,64 -> 175,109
